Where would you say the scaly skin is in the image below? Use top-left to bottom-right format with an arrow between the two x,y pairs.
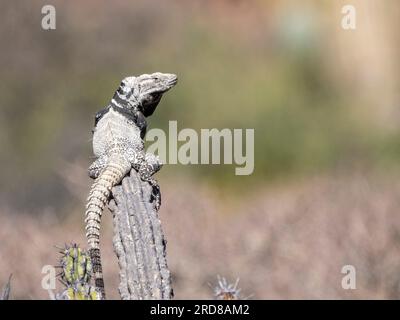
85,73 -> 178,298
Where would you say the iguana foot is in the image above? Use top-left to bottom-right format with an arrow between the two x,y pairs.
88,156 -> 108,179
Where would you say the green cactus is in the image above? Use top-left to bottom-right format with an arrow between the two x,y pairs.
60,244 -> 92,285
60,283 -> 101,300
56,244 -> 102,300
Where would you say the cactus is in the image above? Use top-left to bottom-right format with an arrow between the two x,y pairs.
58,283 -> 101,300
214,276 -> 241,300
56,243 -> 102,300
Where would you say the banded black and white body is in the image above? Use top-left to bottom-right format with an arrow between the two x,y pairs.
85,73 -> 178,298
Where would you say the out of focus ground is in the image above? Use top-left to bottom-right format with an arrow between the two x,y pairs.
2,169 -> 400,299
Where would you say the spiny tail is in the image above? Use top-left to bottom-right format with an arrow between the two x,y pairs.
85,155 -> 130,299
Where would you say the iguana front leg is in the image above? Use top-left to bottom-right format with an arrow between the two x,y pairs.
127,151 -> 162,210
141,153 -> 163,210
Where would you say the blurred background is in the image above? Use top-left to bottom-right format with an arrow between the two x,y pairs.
0,0 -> 400,299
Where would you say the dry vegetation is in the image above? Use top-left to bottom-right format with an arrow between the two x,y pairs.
2,170 -> 400,299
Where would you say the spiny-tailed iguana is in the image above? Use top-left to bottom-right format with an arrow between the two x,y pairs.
85,72 -> 178,298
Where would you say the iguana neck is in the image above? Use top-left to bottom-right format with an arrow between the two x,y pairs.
111,91 -> 139,112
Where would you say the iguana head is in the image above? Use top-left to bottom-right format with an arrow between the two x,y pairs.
113,72 -> 178,117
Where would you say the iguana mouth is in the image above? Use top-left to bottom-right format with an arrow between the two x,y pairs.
167,75 -> 178,86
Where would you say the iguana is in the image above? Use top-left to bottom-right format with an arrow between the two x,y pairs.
85,72 -> 178,299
